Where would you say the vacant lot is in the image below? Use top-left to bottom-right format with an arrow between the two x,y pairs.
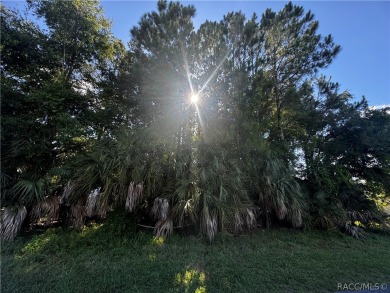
1,221 -> 389,293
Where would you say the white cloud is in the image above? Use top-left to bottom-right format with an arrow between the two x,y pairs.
369,104 -> 390,110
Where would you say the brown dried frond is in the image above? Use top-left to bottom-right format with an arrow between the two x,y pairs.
125,182 -> 144,212
85,188 -> 100,217
60,181 -> 75,204
85,188 -> 110,219
348,210 -> 372,224
245,208 -> 257,231
290,209 -> 302,228
344,222 -> 365,239
95,195 -> 109,218
125,182 -> 135,212
70,202 -> 86,229
151,197 -> 169,220
276,202 -> 288,220
203,212 -> 218,242
233,209 -> 257,233
1,205 -> 27,241
31,196 -> 60,225
154,218 -> 173,238
233,212 -> 244,234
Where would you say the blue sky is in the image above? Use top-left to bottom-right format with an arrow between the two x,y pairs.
5,1 -> 390,106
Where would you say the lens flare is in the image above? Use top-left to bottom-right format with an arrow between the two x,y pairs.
190,93 -> 199,104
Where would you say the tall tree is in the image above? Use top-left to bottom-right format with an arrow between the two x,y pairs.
295,77 -> 390,229
130,0 -> 197,148
27,0 -> 115,83
1,0 -> 121,207
257,2 -> 340,146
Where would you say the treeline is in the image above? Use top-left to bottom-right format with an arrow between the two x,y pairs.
1,0 -> 389,241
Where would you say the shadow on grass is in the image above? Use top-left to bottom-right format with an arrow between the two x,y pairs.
2,220 -> 390,293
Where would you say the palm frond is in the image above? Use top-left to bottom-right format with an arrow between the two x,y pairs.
12,179 -> 47,206
154,218 -> 173,237
276,202 -> 288,220
1,173 -> 12,200
151,197 -> 170,220
245,208 -> 257,230
289,208 -> 302,228
96,197 -> 109,218
60,181 -> 75,204
125,182 -> 144,213
170,179 -> 197,225
348,210 -> 372,224
233,211 -> 244,233
201,208 -> 218,241
310,190 -> 347,229
344,222 -> 365,239
1,205 -> 27,241
85,188 -> 101,217
70,201 -> 86,229
48,166 -> 71,179
247,150 -> 306,228
31,196 -> 60,225
233,208 -> 257,233
193,145 -> 252,240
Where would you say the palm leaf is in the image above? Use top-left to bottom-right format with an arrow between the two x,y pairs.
1,205 -> 27,241
31,196 -> 60,225
154,217 -> 173,237
12,179 -> 47,206
151,197 -> 170,220
70,201 -> 86,229
85,188 -> 101,217
125,182 -> 144,213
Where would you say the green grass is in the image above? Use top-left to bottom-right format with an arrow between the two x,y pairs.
1,215 -> 389,293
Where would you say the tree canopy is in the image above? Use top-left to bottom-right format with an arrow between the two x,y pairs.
1,0 -> 389,241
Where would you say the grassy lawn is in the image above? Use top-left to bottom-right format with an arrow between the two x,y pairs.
1,216 -> 389,293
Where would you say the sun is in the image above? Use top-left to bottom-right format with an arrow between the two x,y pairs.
190,93 -> 199,104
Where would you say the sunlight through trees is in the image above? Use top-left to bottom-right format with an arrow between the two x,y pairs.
1,0 -> 389,242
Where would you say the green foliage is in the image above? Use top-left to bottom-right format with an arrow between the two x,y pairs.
294,78 -> 389,230
1,0 -> 389,241
243,147 -> 306,228
258,2 -> 341,144
27,0 -> 115,81
67,134 -> 254,240
1,0 -> 126,239
195,145 -> 252,239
